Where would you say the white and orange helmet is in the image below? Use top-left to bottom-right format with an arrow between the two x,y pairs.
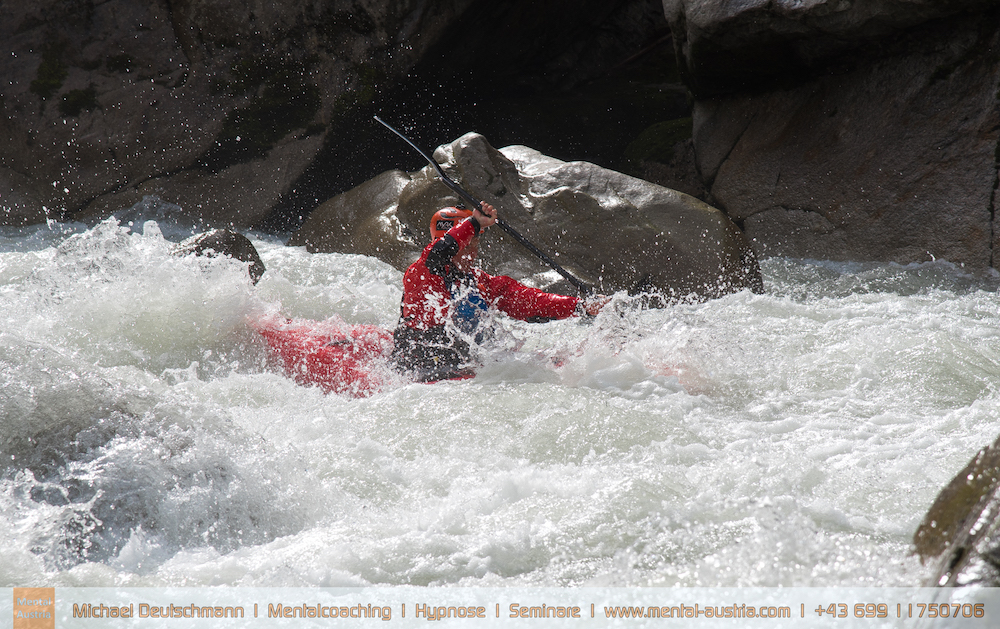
429,206 -> 473,240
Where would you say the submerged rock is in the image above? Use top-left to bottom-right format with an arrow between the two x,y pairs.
915,435 -> 1000,586
174,229 -> 266,285
289,133 -> 762,299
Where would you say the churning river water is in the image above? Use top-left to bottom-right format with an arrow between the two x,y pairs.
3,211 -> 1000,591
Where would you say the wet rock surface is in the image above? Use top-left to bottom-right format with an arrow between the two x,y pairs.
663,0 -> 1000,269
915,435 -> 1000,587
173,228 -> 266,285
289,132 -> 761,299
0,0 -> 477,227
1,0 -> 678,231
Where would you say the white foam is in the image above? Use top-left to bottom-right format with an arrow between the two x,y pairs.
2,222 -> 997,589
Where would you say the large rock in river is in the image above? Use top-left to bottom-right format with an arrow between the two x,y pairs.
289,133 -> 762,298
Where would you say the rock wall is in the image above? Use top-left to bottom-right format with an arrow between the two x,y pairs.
660,0 -> 1000,590
1,0 -> 676,232
663,0 -> 1000,268
0,0 -> 474,227
663,0 -> 997,97
10,0 -> 997,272
259,0 -> 682,232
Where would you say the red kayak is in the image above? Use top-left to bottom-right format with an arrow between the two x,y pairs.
253,315 -> 395,397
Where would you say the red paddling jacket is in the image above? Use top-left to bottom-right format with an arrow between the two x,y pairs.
392,216 -> 579,380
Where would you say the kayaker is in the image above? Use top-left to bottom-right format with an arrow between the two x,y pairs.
391,202 -> 608,381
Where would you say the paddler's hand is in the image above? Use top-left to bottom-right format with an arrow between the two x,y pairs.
578,294 -> 611,317
473,202 -> 497,229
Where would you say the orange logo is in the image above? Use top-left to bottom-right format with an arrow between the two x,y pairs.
13,588 -> 55,629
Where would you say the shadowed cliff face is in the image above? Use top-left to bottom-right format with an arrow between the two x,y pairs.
7,0 -> 998,276
663,0 -> 999,98
663,0 -> 1000,271
260,0 -> 687,232
1,0 -> 481,227
0,0 -> 687,231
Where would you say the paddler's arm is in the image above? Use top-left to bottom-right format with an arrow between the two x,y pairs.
471,201 -> 609,319
477,273 -> 610,321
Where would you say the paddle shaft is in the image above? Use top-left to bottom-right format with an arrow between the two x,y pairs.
373,116 -> 592,296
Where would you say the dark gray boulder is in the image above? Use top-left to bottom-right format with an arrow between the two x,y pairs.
174,229 -> 266,285
663,0 -> 997,96
662,0 -> 1000,269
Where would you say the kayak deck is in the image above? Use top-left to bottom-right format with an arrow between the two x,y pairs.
253,316 -> 395,397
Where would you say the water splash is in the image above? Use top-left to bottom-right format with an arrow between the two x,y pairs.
2,222 -> 999,588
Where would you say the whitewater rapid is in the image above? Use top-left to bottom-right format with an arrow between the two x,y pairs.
3,213 -> 1000,589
